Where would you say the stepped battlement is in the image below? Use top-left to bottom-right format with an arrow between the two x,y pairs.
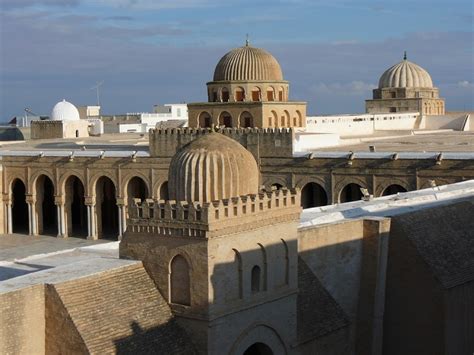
127,188 -> 301,238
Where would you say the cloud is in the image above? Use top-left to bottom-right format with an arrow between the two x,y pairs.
0,4 -> 472,119
1,0 -> 79,9
458,80 -> 474,88
105,15 -> 133,21
310,81 -> 376,95
84,0 -> 215,10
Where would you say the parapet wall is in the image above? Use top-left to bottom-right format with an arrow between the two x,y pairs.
128,188 -> 301,238
149,127 -> 294,160
31,120 -> 64,139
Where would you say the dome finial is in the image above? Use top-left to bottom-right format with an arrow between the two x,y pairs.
403,50 -> 407,60
245,33 -> 249,46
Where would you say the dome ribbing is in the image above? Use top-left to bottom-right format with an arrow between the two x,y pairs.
168,133 -> 259,203
378,59 -> 433,88
213,45 -> 283,82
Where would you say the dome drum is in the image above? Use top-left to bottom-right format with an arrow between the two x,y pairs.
207,81 -> 289,103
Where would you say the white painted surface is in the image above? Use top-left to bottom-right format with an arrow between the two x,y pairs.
299,180 -> 474,228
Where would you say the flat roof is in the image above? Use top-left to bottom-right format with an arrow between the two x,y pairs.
300,180 -> 474,228
315,131 -> 474,153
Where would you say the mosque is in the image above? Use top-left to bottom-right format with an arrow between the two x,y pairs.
0,42 -> 473,354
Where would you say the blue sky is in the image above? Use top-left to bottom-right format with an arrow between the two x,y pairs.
0,0 -> 473,119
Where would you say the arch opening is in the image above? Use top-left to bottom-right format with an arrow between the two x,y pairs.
251,87 -> 261,102
222,87 -> 230,102
382,184 -> 407,196
65,176 -> 87,237
244,342 -> 274,355
11,179 -> 28,234
36,175 -> 56,235
240,112 -> 254,128
127,176 -> 148,217
235,87 -> 245,102
218,111 -> 233,128
170,255 -> 191,306
301,182 -> 328,209
159,181 -> 169,200
340,183 -> 364,203
198,112 -> 212,128
271,183 -> 283,191
96,176 -> 118,239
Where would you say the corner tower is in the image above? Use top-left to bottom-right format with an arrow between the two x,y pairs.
188,41 -> 307,129
366,53 -> 445,115
120,133 -> 301,354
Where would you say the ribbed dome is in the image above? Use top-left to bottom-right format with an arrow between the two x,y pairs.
168,133 -> 259,203
378,59 -> 433,88
51,99 -> 80,121
213,45 -> 283,81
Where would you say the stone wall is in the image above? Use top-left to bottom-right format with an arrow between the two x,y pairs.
31,121 -> 63,139
0,285 -> 45,354
149,127 -> 294,160
298,217 -> 391,354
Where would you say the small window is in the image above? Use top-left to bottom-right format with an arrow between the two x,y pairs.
251,265 -> 261,292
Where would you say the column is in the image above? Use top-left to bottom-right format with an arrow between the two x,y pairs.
5,201 -> 12,234
116,198 -> 126,241
55,195 -> 66,238
85,196 -> 97,240
26,194 -> 37,236
118,206 -> 123,240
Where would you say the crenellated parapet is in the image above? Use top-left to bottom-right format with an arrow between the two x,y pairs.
127,188 -> 301,238
149,127 -> 294,160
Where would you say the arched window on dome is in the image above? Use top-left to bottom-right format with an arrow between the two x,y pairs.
221,87 -> 230,102
218,111 -> 233,128
198,112 -> 212,128
284,110 -> 291,127
296,110 -> 303,126
278,87 -> 284,101
240,111 -> 254,128
212,89 -> 218,102
269,110 -> 278,127
251,87 -> 261,102
235,87 -> 245,102
266,87 -> 275,101
169,254 -> 191,306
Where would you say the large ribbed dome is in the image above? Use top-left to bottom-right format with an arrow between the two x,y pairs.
50,99 -> 80,121
168,133 -> 259,203
213,44 -> 283,81
378,59 -> 433,88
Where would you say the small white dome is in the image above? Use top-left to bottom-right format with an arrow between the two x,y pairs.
51,99 -> 80,121
378,58 -> 433,89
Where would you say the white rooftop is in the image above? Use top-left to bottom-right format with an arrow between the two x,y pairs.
300,180 -> 474,228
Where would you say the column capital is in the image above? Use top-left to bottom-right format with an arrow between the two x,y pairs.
25,194 -> 36,204
84,196 -> 96,206
116,197 -> 126,206
54,195 -> 65,206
